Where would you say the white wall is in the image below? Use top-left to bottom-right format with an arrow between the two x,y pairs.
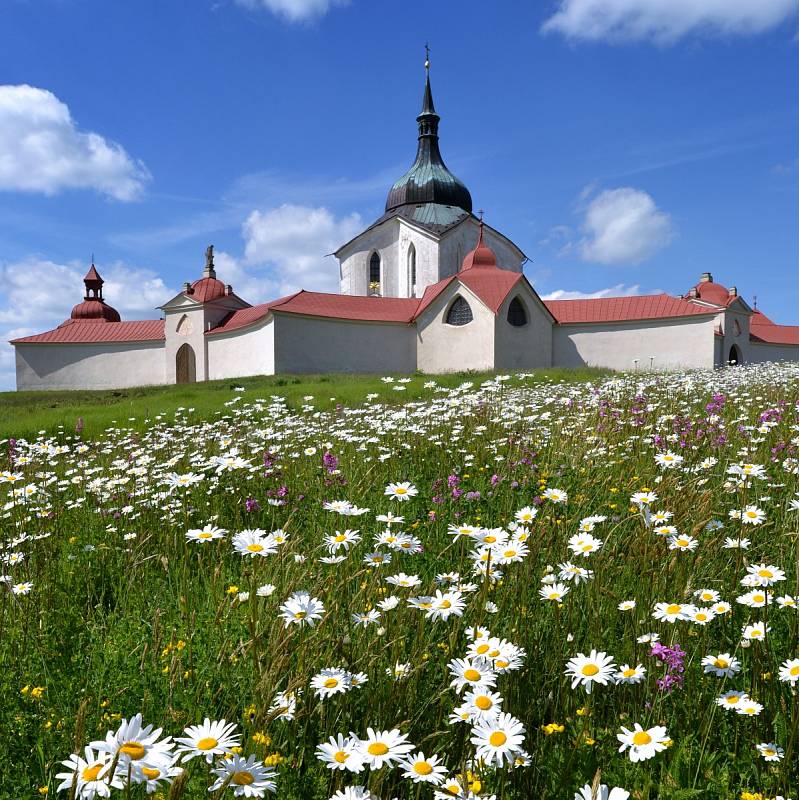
338,220 -> 401,297
494,287 -> 553,370
416,282 -> 496,373
15,341 -> 165,390
439,219 -> 524,280
207,318 -> 275,380
552,316 -> 717,371
749,342 -> 799,363
273,313 -> 416,373
718,305 -> 752,365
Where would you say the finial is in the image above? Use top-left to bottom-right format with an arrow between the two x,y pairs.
753,294 -> 757,310
91,252 -> 95,265
424,42 -> 430,72
478,208 -> 484,222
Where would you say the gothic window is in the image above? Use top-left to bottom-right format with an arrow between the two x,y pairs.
407,244 -> 416,297
507,296 -> 527,327
369,252 -> 381,293
446,296 -> 473,326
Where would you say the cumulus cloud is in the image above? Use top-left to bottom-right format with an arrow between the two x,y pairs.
234,0 -> 348,22
241,203 -> 362,295
541,0 -> 799,43
0,258 -> 172,390
0,85 -> 149,201
577,187 -> 674,265
541,283 -> 648,301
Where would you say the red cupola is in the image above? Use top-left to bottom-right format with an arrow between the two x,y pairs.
460,220 -> 498,271
184,245 -> 226,302
69,264 -> 121,322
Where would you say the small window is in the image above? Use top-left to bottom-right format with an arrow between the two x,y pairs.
408,244 -> 416,297
446,296 -> 473,326
507,297 -> 527,327
369,252 -> 381,289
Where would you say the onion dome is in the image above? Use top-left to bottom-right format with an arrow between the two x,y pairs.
69,264 -> 121,322
184,245 -> 226,302
460,221 -> 497,271
385,62 -> 472,214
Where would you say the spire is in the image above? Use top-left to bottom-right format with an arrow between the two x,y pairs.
69,261 -> 121,322
384,52 -> 472,214
83,262 -> 104,300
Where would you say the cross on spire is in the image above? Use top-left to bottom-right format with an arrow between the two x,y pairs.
424,43 -> 430,72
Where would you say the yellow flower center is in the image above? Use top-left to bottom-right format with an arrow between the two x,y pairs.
414,761 -> 433,775
463,669 -> 481,681
489,731 -> 507,747
440,600 -> 452,609
696,613 -> 708,622
247,543 -> 264,553
119,742 -> 146,760
725,695 -> 740,704
476,644 -> 489,654
753,594 -> 765,603
750,629 -> 762,638
764,748 -> 776,757
323,678 -> 338,689
495,660 -> 509,668
395,488 -> 407,494
666,604 -> 681,615
504,550 -> 516,558
758,569 -> 773,578
232,771 -> 255,786
622,668 -> 636,678
198,532 -> 213,539
677,538 -> 689,547
475,695 -> 493,710
790,665 -> 799,676
368,742 -> 389,756
197,737 -> 218,751
334,750 -> 349,763
82,764 -> 103,781
294,611 -> 307,619
141,767 -> 161,779
334,534 -> 346,542
633,731 -> 652,746
484,536 -> 497,544
581,664 -> 599,676
714,658 -> 729,669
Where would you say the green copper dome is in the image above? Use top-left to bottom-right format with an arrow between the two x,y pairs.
385,71 -> 472,214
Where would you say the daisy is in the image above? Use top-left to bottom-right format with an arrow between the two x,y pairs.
232,530 -> 278,558
399,751 -> 447,785
668,534 -> 698,552
716,690 -> 748,710
279,591 -> 325,628
363,551 -> 391,567
565,650 -> 616,694
567,533 -> 603,558
778,658 -> 799,685
427,590 -> 466,621
745,563 -> 786,586
447,657 -> 497,693
776,595 -> 797,609
574,785 -> 630,800
55,746 -> 124,798
615,664 -> 646,684
325,529 -> 361,553
737,590 -> 770,608
756,742 -> 784,762
618,599 -> 636,611
652,602 -> 693,623
558,562 -> 594,584
736,699 -> 764,716
470,712 -> 526,766
311,668 -> 352,699
185,525 -> 226,543
694,588 -> 720,603
723,537 -> 751,550
356,728 -> 414,769
459,688 -> 504,722
385,573 -> 421,588
316,734 -> 366,773
740,505 -> 766,525
384,482 -> 418,501
92,713 -> 173,769
539,582 -> 569,602
702,653 -> 741,677
131,756 -> 183,793
175,718 -> 241,763
742,621 -> 770,641
208,754 -> 277,797
542,487 -> 568,504
617,723 -> 669,762
686,607 -> 716,626
515,506 -> 538,524
329,788 -> 375,800
351,609 -> 381,628
655,451 -> 683,468
631,490 -> 657,507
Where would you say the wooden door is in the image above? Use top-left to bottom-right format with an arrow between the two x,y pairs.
176,343 -> 196,383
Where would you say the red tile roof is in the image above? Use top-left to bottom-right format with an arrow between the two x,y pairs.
268,291 -> 420,323
189,276 -> 226,303
749,310 -> 799,345
545,294 -> 717,324
11,319 -> 165,344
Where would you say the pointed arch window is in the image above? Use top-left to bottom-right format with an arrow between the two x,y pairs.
507,296 -> 528,327
407,244 -> 416,297
369,252 -> 381,294
446,296 -> 473,326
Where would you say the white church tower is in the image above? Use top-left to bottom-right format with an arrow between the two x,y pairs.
334,58 -> 526,299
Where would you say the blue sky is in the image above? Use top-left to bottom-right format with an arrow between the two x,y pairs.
1,0 -> 798,386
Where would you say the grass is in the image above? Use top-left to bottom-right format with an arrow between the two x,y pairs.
0,368 -> 606,440
2,365 -> 798,799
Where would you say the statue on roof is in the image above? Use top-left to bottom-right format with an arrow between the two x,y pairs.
205,244 -> 214,270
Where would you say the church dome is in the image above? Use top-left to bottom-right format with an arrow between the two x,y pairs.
188,276 -> 226,303
460,222 -> 496,270
687,273 -> 732,306
385,68 -> 472,214
68,264 -> 121,322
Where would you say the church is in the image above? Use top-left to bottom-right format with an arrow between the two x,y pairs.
11,68 -> 799,390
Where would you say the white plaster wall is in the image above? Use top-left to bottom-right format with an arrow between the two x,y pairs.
494,288 -> 553,370
552,316 -> 717,371
338,220 -> 400,297
397,221 -> 440,297
15,341 -> 165,390
164,302 -> 208,383
718,307 -> 752,365
748,342 -> 799,363
416,282 -> 496,373
273,313 -> 416,373
207,318 -> 275,380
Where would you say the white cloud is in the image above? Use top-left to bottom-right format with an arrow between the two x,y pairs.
541,0 -> 799,43
241,203 -> 363,295
541,283 -> 647,300
577,187 -> 674,265
234,0 -> 348,22
0,258 -> 172,390
0,85 -> 149,201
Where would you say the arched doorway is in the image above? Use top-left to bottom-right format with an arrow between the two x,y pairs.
176,343 -> 196,383
728,344 -> 742,366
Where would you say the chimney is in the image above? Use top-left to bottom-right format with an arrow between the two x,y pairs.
700,272 -> 713,283
728,286 -> 737,298
687,287 -> 698,299
225,284 -> 233,296
182,281 -> 192,294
